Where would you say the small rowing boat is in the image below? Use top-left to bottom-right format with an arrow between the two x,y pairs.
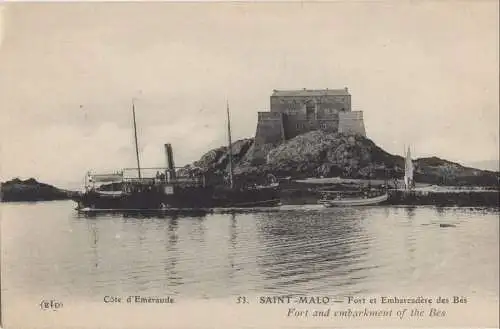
318,190 -> 389,207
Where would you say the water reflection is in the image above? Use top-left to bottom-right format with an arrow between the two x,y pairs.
77,212 -> 195,296
403,213 -> 417,277
435,206 -> 446,217
187,216 -> 207,243
228,214 -> 237,276
2,202 -> 498,302
87,220 -> 99,269
405,206 -> 417,220
164,216 -> 181,288
254,209 -> 370,294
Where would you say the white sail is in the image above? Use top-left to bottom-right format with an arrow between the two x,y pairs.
404,146 -> 414,190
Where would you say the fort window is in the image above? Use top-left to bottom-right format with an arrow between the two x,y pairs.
306,103 -> 315,117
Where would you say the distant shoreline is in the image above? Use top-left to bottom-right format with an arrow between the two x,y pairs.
2,131 -> 498,205
2,176 -> 498,208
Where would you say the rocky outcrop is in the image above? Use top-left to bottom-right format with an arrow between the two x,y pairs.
0,178 -> 75,202
264,131 -> 397,178
178,138 -> 255,185
413,157 -> 498,186
192,138 -> 254,173
187,131 -> 499,187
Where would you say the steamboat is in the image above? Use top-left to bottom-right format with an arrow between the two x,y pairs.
73,101 -> 280,212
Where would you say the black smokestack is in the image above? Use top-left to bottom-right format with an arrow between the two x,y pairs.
164,143 -> 176,179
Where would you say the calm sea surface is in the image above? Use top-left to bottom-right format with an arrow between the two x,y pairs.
1,201 -> 499,328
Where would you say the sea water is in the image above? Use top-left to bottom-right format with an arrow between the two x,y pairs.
1,201 -> 498,328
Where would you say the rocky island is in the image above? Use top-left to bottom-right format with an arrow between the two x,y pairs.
0,178 -> 75,202
180,130 -> 499,207
183,130 -> 499,188
183,88 -> 498,189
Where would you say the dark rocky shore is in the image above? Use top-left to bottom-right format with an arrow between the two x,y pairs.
0,178 -> 75,202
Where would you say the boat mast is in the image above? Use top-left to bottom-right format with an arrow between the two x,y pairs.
132,99 -> 142,179
226,101 -> 234,189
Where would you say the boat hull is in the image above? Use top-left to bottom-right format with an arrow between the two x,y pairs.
319,193 -> 389,207
73,185 -> 281,211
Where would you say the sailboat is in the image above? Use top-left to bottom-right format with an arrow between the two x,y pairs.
403,146 -> 414,191
73,100 -> 280,212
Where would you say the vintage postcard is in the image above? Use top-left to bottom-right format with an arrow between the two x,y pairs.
0,1 -> 498,329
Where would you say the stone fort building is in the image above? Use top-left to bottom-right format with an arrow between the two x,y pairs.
254,88 -> 366,146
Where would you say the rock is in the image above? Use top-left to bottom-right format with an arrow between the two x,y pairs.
188,131 -> 499,187
193,138 -> 254,173
439,223 -> 457,228
1,178 -> 74,202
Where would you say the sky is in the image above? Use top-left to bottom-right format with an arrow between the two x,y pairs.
0,2 -> 498,188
